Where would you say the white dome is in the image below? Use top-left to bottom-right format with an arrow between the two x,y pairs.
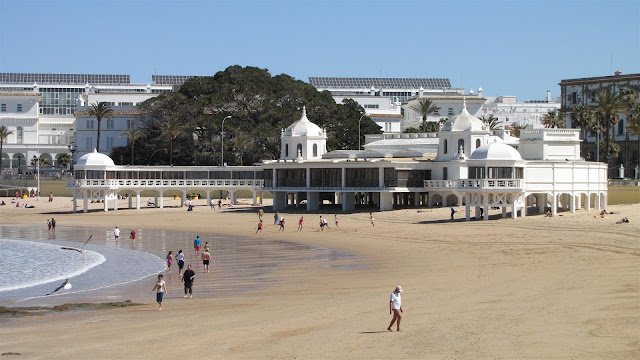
470,142 -> 522,161
76,150 -> 116,167
442,101 -> 487,132
284,107 -> 324,137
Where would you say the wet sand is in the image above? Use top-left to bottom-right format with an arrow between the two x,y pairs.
0,196 -> 638,359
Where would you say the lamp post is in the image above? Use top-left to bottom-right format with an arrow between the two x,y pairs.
67,142 -> 78,174
358,114 -> 366,151
33,152 -> 40,200
221,116 -> 231,166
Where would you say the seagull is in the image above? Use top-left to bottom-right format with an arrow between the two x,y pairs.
46,279 -> 72,296
61,235 -> 93,254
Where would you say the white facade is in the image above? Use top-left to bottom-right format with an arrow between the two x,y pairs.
280,107 -> 328,161
402,93 -> 486,131
480,91 -> 561,129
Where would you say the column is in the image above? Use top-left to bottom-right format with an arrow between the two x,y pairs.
206,191 -> 211,207
155,193 -> 159,208
475,206 -> 481,219
306,191 -> 319,211
72,192 -> 77,213
230,190 -> 236,205
136,191 -> 141,210
252,191 -> 258,205
159,191 -> 164,209
181,190 -> 187,207
379,192 -> 393,211
570,193 -> 576,213
128,194 -> 133,209
103,194 -> 109,212
502,206 -> 507,218
521,196 -> 527,218
483,205 -> 489,221
465,205 -> 470,221
585,193 -> 591,211
83,195 -> 88,213
413,192 -> 420,206
113,193 -> 118,211
342,168 -> 347,190
552,192 -> 558,216
341,192 -> 355,212
427,193 -> 433,207
273,191 -> 286,211
538,194 -> 546,214
511,203 -> 517,219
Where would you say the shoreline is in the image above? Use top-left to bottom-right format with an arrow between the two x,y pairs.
0,197 -> 638,359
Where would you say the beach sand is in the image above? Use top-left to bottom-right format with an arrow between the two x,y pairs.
0,196 -> 638,359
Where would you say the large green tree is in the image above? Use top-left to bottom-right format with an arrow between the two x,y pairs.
0,125 -> 13,170
125,66 -> 381,166
593,88 -> 624,164
121,126 -> 143,165
87,102 -> 114,152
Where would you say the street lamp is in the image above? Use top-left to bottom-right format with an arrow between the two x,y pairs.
33,152 -> 40,200
358,114 -> 367,151
221,116 -> 231,166
67,142 -> 78,174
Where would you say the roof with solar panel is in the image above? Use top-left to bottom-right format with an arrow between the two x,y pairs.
309,77 -> 451,89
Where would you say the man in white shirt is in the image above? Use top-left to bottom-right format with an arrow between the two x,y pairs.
114,227 -> 120,242
388,285 -> 403,331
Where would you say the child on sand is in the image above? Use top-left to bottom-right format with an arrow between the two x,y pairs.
298,217 -> 304,231
256,220 -> 263,234
279,218 -> 285,232
166,251 -> 173,272
151,274 -> 167,310
370,213 -> 375,227
334,214 -> 339,228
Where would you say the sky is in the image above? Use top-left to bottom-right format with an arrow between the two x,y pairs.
0,0 -> 638,101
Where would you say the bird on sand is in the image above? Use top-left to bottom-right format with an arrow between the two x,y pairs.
46,279 -> 72,296
61,235 -> 93,254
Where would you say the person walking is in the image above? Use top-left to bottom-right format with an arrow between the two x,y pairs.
47,219 -> 51,232
166,251 -> 174,272
278,217 -> 285,232
387,286 -> 403,331
334,214 -> 339,228
130,229 -> 136,242
256,220 -> 263,234
51,218 -> 56,234
450,206 -> 456,220
114,226 -> 120,242
176,250 -> 185,275
297,216 -> 304,232
49,192 -> 53,203
182,265 -> 195,298
258,208 -> 264,220
193,236 -> 201,256
201,250 -> 211,273
274,212 -> 279,225
218,198 -> 222,209
370,213 -> 375,227
152,274 -> 167,310
210,198 -> 215,210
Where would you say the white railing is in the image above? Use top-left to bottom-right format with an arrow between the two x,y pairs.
424,179 -> 523,190
67,179 -> 265,188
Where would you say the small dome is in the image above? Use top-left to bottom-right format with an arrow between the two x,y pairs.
76,150 -> 116,167
470,142 -> 522,161
442,100 -> 487,132
284,106 -> 324,137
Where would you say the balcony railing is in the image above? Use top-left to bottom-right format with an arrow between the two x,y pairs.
67,179 -> 265,188
423,179 -> 523,190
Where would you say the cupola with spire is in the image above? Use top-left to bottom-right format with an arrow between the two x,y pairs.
280,106 -> 327,161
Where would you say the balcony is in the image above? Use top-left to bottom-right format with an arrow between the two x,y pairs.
67,179 -> 265,189
424,179 -> 524,190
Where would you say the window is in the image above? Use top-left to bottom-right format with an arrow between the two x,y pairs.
443,167 -> 448,180
313,143 -> 318,157
16,126 -> 23,144
572,92 -> 577,104
86,137 -> 92,150
457,139 -> 464,153
0,104 -> 5,112
17,104 -> 22,112
285,144 -> 289,157
364,104 -> 379,109
296,143 -> 302,157
618,120 -> 624,135
448,108 -> 454,116
476,139 -> 481,149
443,139 -> 448,154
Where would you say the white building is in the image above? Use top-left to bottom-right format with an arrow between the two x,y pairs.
402,90 -> 485,131
69,106 -> 608,219
480,91 -> 561,129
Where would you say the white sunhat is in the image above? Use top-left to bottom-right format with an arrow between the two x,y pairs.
396,285 -> 403,292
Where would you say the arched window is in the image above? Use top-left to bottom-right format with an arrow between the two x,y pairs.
297,143 -> 302,157
443,139 -> 448,154
285,144 -> 289,157
16,126 -> 23,144
458,139 -> 464,153
476,139 -> 481,149
313,143 -> 318,157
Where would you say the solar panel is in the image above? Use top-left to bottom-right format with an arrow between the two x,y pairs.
152,75 -> 202,85
309,77 -> 451,89
0,73 -> 130,85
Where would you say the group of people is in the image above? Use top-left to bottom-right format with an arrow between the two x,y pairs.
47,218 -> 56,233
112,226 -> 136,242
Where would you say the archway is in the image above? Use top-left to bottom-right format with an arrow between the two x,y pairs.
445,194 -> 458,206
1,153 -> 9,169
40,153 -> 53,167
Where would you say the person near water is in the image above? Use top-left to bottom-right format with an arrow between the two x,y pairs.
388,286 -> 403,331
152,274 -> 167,310
334,214 -> 339,228
256,220 -> 263,234
370,213 -> 375,227
298,216 -> 304,231
166,251 -> 173,272
130,229 -> 136,241
176,250 -> 185,275
113,227 -> 120,242
201,250 -> 211,273
193,236 -> 201,256
182,265 -> 196,298
47,219 -> 51,232
51,218 -> 56,234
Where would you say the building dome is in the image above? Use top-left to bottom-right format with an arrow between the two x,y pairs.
470,142 -> 522,161
284,106 -> 324,137
76,150 -> 116,167
441,100 -> 487,132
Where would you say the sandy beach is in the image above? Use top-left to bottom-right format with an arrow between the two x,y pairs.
0,196 -> 638,359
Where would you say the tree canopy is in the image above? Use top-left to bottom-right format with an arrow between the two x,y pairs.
111,66 -> 381,166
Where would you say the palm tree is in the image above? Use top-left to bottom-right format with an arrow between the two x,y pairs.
622,88 -> 640,173
593,88 -> 624,164
87,102 -> 114,152
30,157 -> 48,167
231,132 -> 254,165
55,153 -> 72,170
480,115 -> 501,130
410,99 -> 440,132
0,125 -> 13,171
508,123 -> 523,138
159,118 -> 183,166
121,126 -> 143,165
571,104 -> 596,158
542,110 -> 565,128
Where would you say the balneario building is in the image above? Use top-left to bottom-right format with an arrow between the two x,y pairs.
68,104 -> 608,220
